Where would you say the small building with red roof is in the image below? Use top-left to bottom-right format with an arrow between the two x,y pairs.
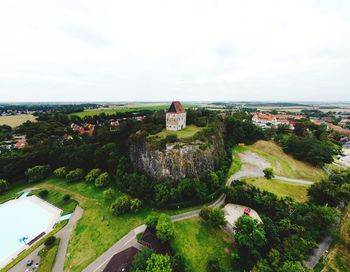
166,101 -> 186,131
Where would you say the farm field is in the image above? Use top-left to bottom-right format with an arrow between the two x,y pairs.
0,114 -> 36,127
69,103 -> 195,118
171,217 -> 234,272
244,177 -> 310,202
245,140 -> 327,182
153,125 -> 202,139
320,205 -> 350,272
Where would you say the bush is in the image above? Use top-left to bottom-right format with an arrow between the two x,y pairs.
165,134 -> 178,143
146,253 -> 172,272
0,179 -> 9,194
53,167 -> 68,178
111,196 -> 142,215
145,215 -> 159,229
25,165 -> 51,183
207,258 -> 223,272
39,189 -> 49,198
103,188 -> 114,200
66,168 -> 84,183
44,236 -> 56,247
95,172 -> 110,188
85,168 -> 101,183
62,194 -> 71,202
208,208 -> 227,229
131,248 -> 153,272
263,168 -> 274,180
199,207 -> 212,221
156,214 -> 175,243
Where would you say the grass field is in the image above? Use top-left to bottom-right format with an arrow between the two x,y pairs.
31,189 -> 77,215
246,140 -> 327,182
244,177 -> 310,202
69,104 -> 195,118
153,125 -> 202,139
321,205 -> 350,272
0,114 -> 36,127
37,238 -> 60,272
227,145 -> 245,178
171,217 -> 234,272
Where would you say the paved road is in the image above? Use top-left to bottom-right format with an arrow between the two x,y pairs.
305,236 -> 332,269
52,206 -> 83,272
8,245 -> 42,272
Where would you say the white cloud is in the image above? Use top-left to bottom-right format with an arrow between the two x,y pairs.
0,0 -> 349,102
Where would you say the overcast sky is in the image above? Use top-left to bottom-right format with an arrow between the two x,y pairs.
0,0 -> 350,102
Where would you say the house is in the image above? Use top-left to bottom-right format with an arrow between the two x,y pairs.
70,123 -> 95,136
166,101 -> 186,131
15,140 -> 28,149
103,246 -> 140,272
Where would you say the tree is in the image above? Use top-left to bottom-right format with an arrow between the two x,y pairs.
85,168 -> 101,183
95,172 -> 110,188
146,253 -> 172,272
208,172 -> 220,191
156,214 -> 175,243
199,207 -> 212,221
130,198 -> 142,212
234,215 -> 267,270
277,261 -> 308,272
53,167 -> 68,178
63,194 -> 71,202
145,215 -> 159,229
111,196 -> 132,215
207,258 -> 223,272
0,179 -> 9,194
44,236 -> 56,247
263,168 -> 274,180
308,180 -> 340,207
103,188 -> 114,200
66,168 -> 84,182
131,248 -> 153,272
165,134 -> 178,143
208,208 -> 227,229
171,254 -> 186,272
25,165 -> 51,183
39,189 -> 49,198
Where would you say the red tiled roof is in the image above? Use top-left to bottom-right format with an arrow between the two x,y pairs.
167,101 -> 186,114
15,140 -> 28,149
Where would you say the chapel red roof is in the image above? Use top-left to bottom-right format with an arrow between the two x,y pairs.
167,101 -> 186,114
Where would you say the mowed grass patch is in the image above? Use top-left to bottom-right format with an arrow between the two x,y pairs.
244,177 -> 310,202
322,205 -> 350,272
246,140 -> 327,182
37,238 -> 60,272
153,125 -> 203,140
0,114 -> 36,127
171,217 -> 234,272
31,188 -> 77,215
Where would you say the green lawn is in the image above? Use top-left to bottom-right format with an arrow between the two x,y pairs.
0,182 -> 29,204
31,189 -> 77,215
171,217 -> 234,272
38,238 -> 60,272
227,145 -> 246,179
153,125 -> 202,139
245,140 -> 327,182
244,177 -> 310,202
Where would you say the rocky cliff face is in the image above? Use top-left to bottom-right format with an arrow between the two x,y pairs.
130,131 -> 225,181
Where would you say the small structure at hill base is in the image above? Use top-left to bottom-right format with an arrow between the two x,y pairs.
166,101 -> 186,131
224,203 -> 262,228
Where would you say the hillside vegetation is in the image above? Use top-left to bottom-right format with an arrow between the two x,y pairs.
246,140 -> 327,182
321,205 -> 350,272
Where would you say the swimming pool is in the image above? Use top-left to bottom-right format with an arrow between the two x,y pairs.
0,196 -> 62,268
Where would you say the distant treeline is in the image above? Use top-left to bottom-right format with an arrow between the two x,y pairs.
0,104 -> 99,115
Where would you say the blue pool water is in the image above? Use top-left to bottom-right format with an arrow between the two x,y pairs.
59,213 -> 72,221
0,197 -> 60,267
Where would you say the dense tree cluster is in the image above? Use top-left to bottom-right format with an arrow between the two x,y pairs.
225,180 -> 337,271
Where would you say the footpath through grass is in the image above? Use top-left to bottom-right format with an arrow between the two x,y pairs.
171,217 -> 234,272
244,177 -> 310,202
246,140 -> 327,182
